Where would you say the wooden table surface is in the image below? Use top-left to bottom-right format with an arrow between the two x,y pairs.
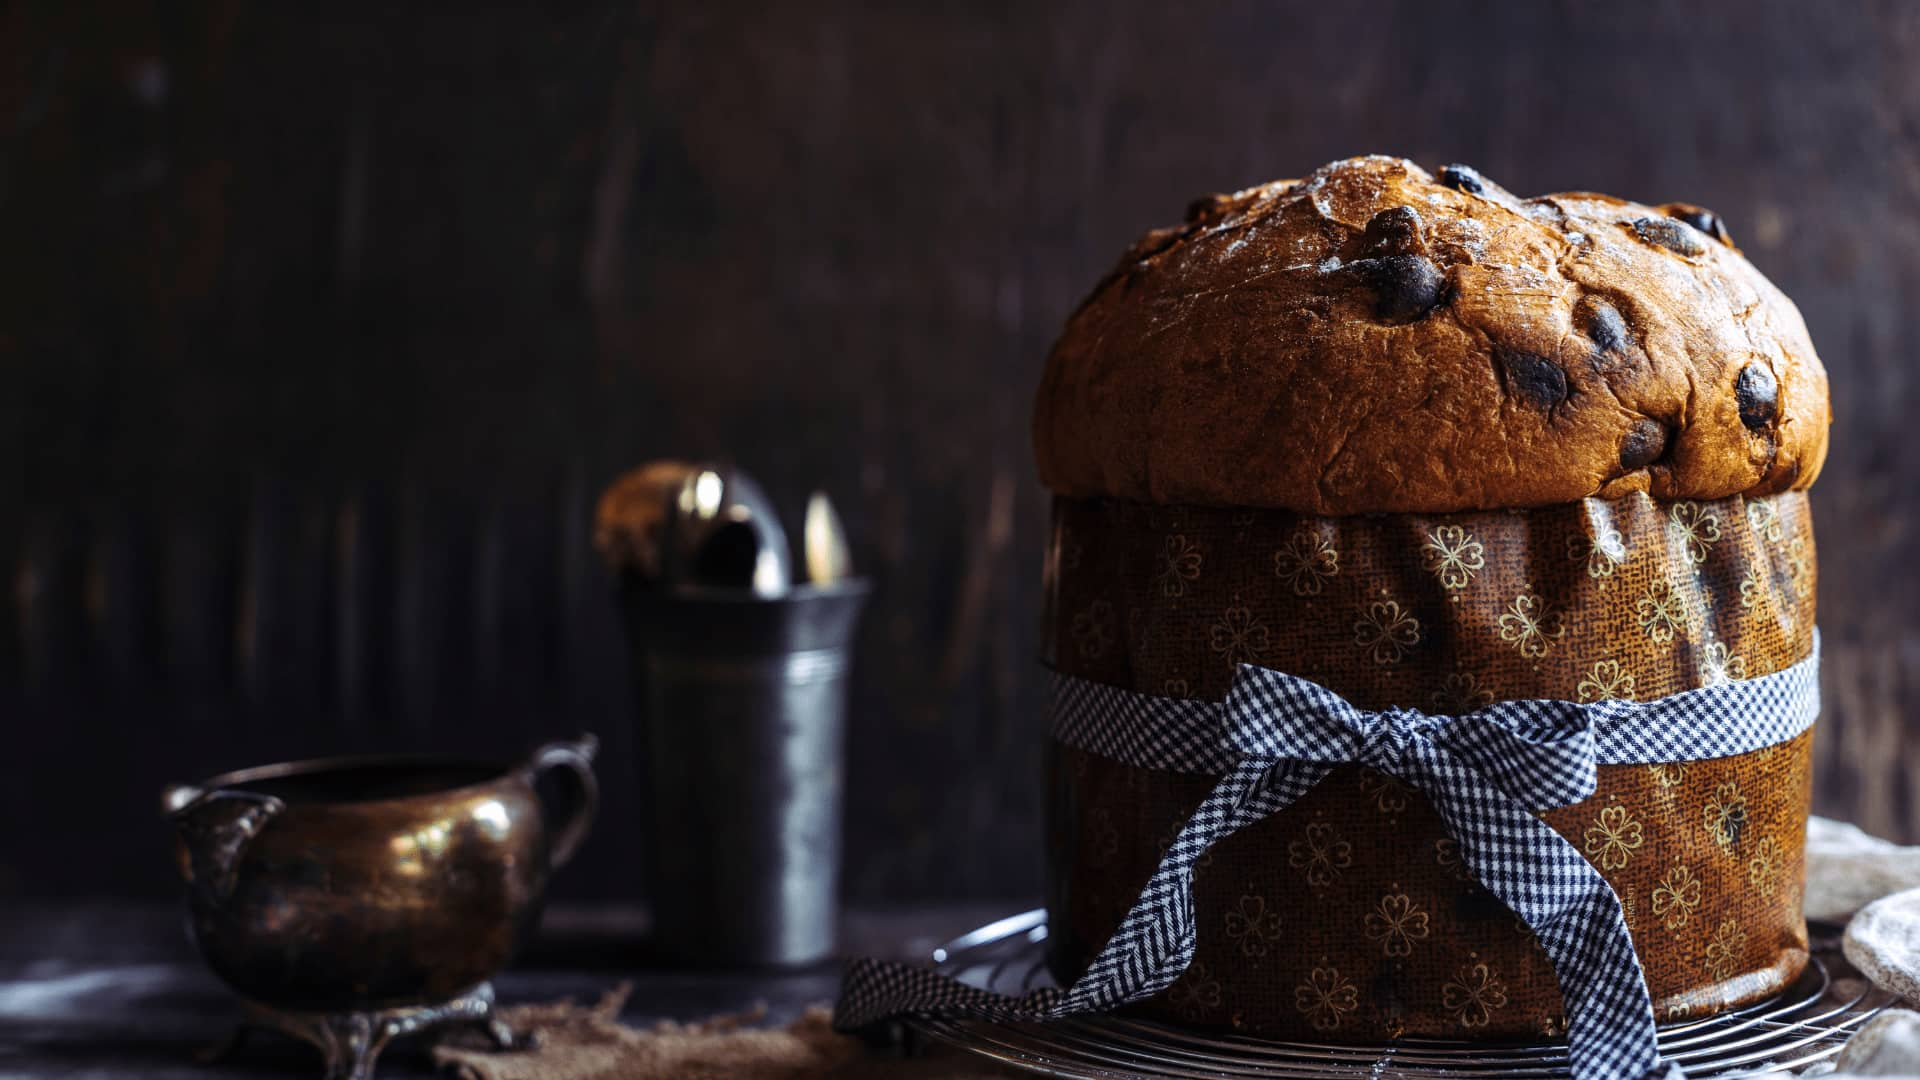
0,900 -> 1021,1079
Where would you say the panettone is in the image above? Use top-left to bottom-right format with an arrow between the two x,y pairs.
1036,155 -> 1828,515
1037,157 -> 1830,1042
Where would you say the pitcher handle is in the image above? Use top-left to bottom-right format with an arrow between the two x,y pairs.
527,734 -> 600,869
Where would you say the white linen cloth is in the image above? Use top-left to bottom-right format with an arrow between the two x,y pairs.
1799,1009 -> 1920,1077
1847,890 -> 1920,1011
1809,818 -> 1920,925
1791,817 -> 1920,1078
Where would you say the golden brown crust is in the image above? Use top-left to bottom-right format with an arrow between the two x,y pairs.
1034,156 -> 1831,513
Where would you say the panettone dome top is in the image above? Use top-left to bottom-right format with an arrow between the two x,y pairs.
1034,155 -> 1829,513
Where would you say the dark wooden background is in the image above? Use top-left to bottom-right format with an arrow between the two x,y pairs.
4,0 -> 1917,904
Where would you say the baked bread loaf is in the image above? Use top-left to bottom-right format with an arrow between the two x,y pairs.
1037,156 -> 1828,1044
1035,155 -> 1830,514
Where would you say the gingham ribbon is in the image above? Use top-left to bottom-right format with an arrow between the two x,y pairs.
836,636 -> 1821,1080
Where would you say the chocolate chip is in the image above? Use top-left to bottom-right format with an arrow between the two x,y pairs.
1360,206 -> 1426,257
1629,216 -> 1707,257
1666,203 -> 1733,246
1618,419 -> 1669,470
1347,254 -> 1446,323
1436,164 -> 1487,195
1735,363 -> 1779,430
1497,350 -> 1570,411
1577,296 -> 1632,357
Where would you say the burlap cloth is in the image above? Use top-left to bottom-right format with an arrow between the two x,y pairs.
433,985 -> 1019,1080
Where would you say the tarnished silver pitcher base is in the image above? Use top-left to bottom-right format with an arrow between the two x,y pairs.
202,982 -> 534,1080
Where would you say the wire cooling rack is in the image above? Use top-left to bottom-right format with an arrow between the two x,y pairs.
903,910 -> 1892,1078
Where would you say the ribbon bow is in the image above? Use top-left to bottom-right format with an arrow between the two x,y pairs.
837,645 -> 1822,1080
1060,665 -> 1670,1079
1222,666 -> 1603,806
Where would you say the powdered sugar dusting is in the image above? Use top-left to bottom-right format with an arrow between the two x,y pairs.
1434,217 -> 1489,262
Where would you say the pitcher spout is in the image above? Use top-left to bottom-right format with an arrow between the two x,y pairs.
165,787 -> 284,906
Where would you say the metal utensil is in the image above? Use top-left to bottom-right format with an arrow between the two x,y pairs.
594,461 -> 792,596
664,466 -> 791,596
802,491 -> 852,585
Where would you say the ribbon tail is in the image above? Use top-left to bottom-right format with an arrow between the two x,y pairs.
1423,775 -> 1676,1080
831,755 -> 1334,1032
1051,756 -> 1332,1015
831,955 -> 1063,1031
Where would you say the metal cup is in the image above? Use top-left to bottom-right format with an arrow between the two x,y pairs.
619,580 -> 869,966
